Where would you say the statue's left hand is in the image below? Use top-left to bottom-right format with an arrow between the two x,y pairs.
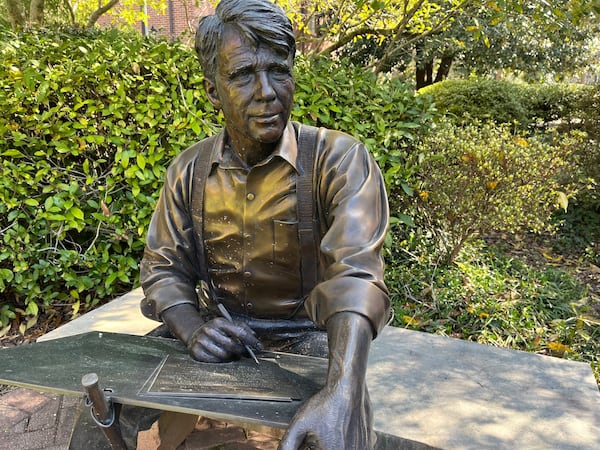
278,378 -> 374,450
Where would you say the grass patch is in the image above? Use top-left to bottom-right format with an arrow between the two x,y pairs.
385,233 -> 600,387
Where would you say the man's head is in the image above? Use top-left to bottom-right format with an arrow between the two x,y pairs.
195,0 -> 297,154
195,0 -> 296,82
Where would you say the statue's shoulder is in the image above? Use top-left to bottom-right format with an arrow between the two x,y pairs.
169,133 -> 222,171
320,127 -> 361,147
292,121 -> 360,149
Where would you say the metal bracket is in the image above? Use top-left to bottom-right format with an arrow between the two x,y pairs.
81,373 -> 127,450
84,393 -> 116,428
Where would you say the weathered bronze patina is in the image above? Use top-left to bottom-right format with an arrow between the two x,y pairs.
138,0 -> 390,448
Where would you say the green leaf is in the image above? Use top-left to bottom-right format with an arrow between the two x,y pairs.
137,153 -> 146,169
25,301 -> 39,316
401,182 -> 414,196
2,149 -> 25,158
0,269 -> 14,282
396,213 -> 415,227
70,207 -> 85,220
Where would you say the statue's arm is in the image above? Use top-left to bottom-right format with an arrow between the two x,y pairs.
280,133 -> 389,449
305,132 -> 391,337
279,311 -> 375,450
140,150 -> 202,321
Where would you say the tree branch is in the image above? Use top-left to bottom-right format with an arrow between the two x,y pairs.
86,0 -> 120,28
375,0 -> 475,73
318,26 -> 394,56
64,0 -> 76,25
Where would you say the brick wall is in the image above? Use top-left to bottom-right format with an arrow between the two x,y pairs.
98,0 -> 214,42
146,0 -> 214,41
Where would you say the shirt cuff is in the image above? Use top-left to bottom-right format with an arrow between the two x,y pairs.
140,282 -> 199,321
304,278 -> 390,338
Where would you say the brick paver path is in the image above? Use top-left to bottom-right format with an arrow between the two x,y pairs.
0,388 -> 79,450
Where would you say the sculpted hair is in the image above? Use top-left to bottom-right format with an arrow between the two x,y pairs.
195,0 -> 296,80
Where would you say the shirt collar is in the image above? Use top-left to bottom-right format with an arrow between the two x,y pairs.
212,122 -> 299,172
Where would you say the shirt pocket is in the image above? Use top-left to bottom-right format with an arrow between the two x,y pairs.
273,219 -> 300,271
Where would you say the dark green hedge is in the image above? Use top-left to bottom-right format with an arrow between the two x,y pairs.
419,78 -> 598,127
419,78 -> 529,124
0,26 -> 435,327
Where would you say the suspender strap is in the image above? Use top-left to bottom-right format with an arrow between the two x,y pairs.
296,123 -> 320,297
191,134 -> 219,285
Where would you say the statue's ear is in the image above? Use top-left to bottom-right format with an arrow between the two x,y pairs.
204,79 -> 221,109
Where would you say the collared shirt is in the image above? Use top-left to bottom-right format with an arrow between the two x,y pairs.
140,122 -> 391,336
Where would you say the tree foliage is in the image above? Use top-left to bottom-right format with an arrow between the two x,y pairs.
278,0 -> 599,86
1,0 -> 166,29
415,1 -> 600,85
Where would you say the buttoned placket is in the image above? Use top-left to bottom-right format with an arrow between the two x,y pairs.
242,168 -> 256,313
207,128 -> 302,317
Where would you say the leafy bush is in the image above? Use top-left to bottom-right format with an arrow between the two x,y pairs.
566,85 -> 600,211
0,27 -> 435,332
419,78 -> 598,213
0,26 -> 219,331
418,78 -> 529,125
403,119 -> 578,262
524,83 -> 582,124
420,78 -> 595,127
570,84 -> 600,140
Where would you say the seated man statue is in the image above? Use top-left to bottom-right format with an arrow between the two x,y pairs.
139,0 -> 390,448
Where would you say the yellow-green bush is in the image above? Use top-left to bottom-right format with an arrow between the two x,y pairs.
405,119 -> 580,262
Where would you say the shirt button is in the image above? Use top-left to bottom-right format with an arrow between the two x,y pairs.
246,302 -> 254,310
243,271 -> 252,279
246,192 -> 255,201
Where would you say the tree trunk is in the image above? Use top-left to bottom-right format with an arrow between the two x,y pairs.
4,0 -> 25,29
416,61 -> 433,90
64,0 -> 76,25
434,55 -> 453,83
29,0 -> 45,25
416,65 -> 426,90
86,0 -> 120,28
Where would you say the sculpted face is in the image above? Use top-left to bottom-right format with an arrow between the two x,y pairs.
204,25 -> 295,157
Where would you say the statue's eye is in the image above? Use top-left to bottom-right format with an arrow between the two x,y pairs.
230,68 -> 253,83
270,65 -> 291,79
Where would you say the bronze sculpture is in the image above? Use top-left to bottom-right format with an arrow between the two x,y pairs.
138,0 -> 391,448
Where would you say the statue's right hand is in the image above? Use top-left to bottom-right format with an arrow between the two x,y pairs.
160,303 -> 262,363
186,317 -> 262,363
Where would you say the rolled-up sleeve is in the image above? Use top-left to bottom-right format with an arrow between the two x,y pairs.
139,146 -> 202,321
304,129 -> 391,337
